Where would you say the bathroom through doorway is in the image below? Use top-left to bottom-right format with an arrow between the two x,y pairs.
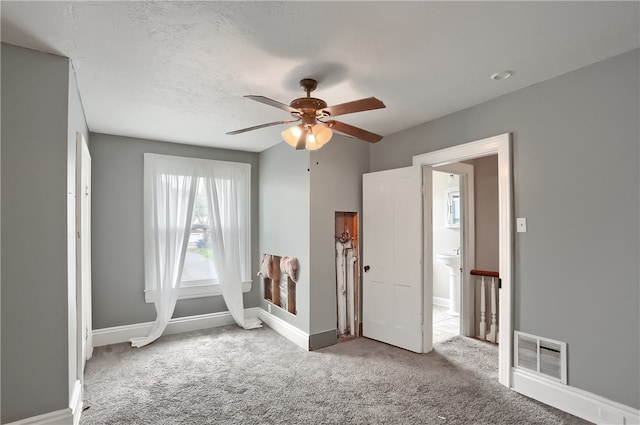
431,156 -> 500,348
432,170 -> 463,343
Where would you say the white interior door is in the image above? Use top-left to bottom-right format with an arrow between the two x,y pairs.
362,166 -> 424,353
77,134 -> 93,371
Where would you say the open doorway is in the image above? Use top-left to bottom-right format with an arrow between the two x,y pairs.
430,161 -> 476,343
414,133 -> 513,387
432,157 -> 500,346
432,170 -> 462,343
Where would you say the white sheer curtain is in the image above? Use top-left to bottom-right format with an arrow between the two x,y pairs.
203,165 -> 261,329
131,154 -> 197,347
132,154 -> 259,347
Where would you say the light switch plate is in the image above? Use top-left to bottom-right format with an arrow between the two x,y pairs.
517,217 -> 527,233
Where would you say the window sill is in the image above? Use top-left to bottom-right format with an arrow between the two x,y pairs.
144,281 -> 252,303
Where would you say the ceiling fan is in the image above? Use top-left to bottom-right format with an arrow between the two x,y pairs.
227,78 -> 386,150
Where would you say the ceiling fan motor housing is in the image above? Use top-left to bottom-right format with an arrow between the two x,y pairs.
290,97 -> 329,124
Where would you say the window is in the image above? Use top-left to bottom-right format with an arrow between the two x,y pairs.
143,154 -> 252,303
445,189 -> 460,228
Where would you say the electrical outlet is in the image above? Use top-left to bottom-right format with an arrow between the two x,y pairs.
267,303 -> 272,314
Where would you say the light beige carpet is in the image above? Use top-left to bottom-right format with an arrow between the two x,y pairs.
80,325 -> 590,424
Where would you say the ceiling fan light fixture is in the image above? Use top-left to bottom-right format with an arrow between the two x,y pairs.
308,124 -> 332,150
282,124 -> 332,150
282,125 -> 304,148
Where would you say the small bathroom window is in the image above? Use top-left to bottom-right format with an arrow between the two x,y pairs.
445,189 -> 460,228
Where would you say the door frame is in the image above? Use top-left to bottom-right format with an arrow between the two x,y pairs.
75,132 -> 92,382
413,132 -> 513,388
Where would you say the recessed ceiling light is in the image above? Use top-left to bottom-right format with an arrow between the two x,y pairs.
490,71 -> 513,81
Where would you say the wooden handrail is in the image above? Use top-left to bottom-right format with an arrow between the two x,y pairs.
470,269 -> 499,278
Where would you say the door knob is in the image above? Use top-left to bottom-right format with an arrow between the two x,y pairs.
364,265 -> 370,272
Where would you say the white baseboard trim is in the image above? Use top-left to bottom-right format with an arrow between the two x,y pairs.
512,368 -> 640,425
5,408 -> 73,425
93,310 -> 238,347
5,380 -> 83,424
433,296 -> 450,308
92,308 -> 309,352
244,306 -> 261,321
70,379 -> 83,425
255,308 -> 309,351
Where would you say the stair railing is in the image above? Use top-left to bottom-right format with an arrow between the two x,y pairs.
470,269 -> 500,343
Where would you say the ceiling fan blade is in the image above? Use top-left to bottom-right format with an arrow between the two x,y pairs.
325,120 -> 383,143
245,95 -> 300,114
226,119 -> 299,135
323,97 -> 386,117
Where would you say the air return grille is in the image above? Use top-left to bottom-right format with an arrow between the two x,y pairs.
515,331 -> 567,384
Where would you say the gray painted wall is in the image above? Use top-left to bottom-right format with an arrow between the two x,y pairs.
468,155 -> 499,271
89,133 -> 260,329
1,43 -> 86,423
370,49 -> 640,408
309,136 -> 370,337
465,156 -> 499,333
258,143 -> 311,333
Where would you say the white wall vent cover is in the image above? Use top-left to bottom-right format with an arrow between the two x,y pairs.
514,331 -> 567,384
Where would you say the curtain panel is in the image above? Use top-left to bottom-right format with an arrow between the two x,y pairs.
131,153 -> 259,348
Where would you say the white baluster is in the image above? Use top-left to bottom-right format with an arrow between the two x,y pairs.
487,277 -> 498,343
479,276 -> 486,340
496,279 -> 500,342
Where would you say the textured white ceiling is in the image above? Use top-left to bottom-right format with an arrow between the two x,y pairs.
2,1 -> 638,152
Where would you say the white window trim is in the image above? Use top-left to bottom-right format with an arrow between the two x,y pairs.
144,281 -> 253,303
